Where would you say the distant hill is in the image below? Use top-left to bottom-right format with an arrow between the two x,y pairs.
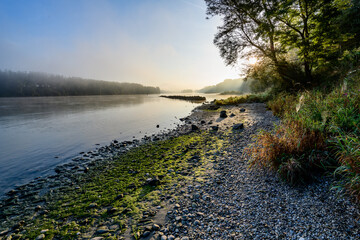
0,70 -> 160,97
198,78 -> 252,94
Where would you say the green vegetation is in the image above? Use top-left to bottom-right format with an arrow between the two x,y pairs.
206,0 -> 360,200
198,78 -> 251,94
17,131 -> 225,239
247,71 -> 360,196
205,0 -> 360,93
0,70 -> 160,97
214,92 -> 271,105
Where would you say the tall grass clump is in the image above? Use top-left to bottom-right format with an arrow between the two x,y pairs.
248,120 -> 328,184
248,70 -> 360,192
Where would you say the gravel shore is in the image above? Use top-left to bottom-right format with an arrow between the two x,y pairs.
1,102 -> 359,239
153,103 -> 360,240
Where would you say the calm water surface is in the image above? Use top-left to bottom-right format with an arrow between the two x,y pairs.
0,94 -> 227,195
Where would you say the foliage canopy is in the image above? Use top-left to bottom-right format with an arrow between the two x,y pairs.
205,0 -> 360,92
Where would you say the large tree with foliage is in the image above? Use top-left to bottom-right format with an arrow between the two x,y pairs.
205,0 -> 357,91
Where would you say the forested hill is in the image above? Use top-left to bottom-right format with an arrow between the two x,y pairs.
198,78 -> 251,94
0,71 -> 160,97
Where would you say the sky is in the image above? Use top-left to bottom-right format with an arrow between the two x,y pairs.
0,0 -> 242,91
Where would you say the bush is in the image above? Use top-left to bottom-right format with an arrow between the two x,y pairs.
247,120 -> 329,184
248,69 -> 360,193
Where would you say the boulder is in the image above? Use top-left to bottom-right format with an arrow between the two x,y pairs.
232,123 -> 244,130
211,126 -> 219,131
191,125 -> 199,131
220,111 -> 227,118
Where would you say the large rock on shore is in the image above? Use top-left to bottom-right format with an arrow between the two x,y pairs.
220,111 -> 227,118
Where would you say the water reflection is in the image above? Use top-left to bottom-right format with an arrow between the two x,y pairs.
0,95 -> 152,121
0,93 -> 236,195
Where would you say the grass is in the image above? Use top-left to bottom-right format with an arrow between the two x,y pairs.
11,131 -> 226,239
214,92 -> 271,105
247,69 -> 360,197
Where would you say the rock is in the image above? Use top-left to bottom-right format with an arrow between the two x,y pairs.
168,235 -> 175,240
96,226 -> 109,234
156,124 -> 160,128
40,229 -> 49,234
7,189 -> 16,196
200,120 -> 206,124
12,234 -> 22,240
161,236 -> 167,240
89,203 -> 98,208
220,111 -> 227,118
240,108 -> 246,112
35,234 -> 45,240
230,113 -> 236,117
232,123 -> 244,130
191,125 -> 199,131
90,237 -> 104,240
107,207 -> 118,214
11,221 -> 24,230
0,230 -> 10,236
145,176 -> 160,186
142,231 -> 151,237
211,126 -> 219,131
35,205 -> 42,211
115,194 -> 124,200
122,208 -> 132,213
175,216 -> 182,221
181,237 -> 189,240
174,204 -> 180,209
152,223 -> 161,231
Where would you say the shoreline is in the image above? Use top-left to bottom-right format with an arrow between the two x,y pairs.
1,102 -> 360,239
0,101 -> 218,236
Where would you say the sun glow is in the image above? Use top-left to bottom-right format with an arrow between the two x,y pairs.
249,57 -> 258,65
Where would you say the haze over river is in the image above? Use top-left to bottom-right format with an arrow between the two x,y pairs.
0,94 -> 228,195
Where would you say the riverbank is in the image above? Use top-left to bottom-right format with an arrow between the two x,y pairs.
1,102 -> 359,239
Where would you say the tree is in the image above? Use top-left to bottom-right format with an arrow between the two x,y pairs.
205,0 -> 356,91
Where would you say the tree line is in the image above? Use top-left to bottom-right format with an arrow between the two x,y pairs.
205,0 -> 360,92
0,70 -> 160,97
198,78 -> 252,93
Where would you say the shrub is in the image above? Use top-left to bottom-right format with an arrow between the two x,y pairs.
267,93 -> 298,117
331,132 -> 360,200
248,69 -> 360,198
247,120 -> 329,184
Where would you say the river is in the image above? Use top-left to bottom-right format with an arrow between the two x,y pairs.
0,94 -> 230,195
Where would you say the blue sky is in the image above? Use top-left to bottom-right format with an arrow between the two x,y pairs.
0,0 -> 241,90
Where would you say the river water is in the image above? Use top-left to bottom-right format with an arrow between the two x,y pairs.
0,94 -> 228,195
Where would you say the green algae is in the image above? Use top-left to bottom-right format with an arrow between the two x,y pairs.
19,131 -> 226,239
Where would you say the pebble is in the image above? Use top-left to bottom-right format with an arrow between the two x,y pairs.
35,234 -> 45,240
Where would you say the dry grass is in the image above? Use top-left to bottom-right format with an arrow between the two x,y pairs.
247,120 -> 327,184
